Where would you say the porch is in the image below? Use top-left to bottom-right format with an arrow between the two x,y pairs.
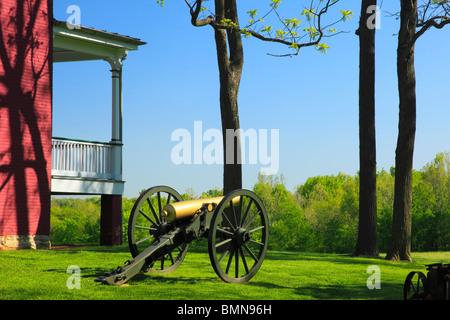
51,137 -> 123,195
51,20 -> 145,245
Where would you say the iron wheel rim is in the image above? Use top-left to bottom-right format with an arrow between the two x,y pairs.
128,186 -> 189,274
404,271 -> 427,300
208,189 -> 269,284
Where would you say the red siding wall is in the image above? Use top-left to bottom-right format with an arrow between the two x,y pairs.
0,0 -> 52,245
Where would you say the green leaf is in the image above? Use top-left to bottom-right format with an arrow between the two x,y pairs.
340,10 -> 354,21
247,9 -> 258,19
261,25 -> 273,33
270,0 -> 282,9
303,26 -> 319,40
221,18 -> 239,28
240,28 -> 253,38
301,8 -> 315,21
276,29 -> 288,39
285,17 -> 302,29
315,43 -> 330,54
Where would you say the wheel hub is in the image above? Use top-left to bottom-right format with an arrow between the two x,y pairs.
236,228 -> 251,246
155,222 -> 171,237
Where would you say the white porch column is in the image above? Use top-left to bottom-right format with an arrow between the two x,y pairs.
105,53 -> 127,181
111,67 -> 122,142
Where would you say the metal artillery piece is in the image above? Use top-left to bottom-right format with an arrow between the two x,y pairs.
404,263 -> 450,300
95,186 -> 269,285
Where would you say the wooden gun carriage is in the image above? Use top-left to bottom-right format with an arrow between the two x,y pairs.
404,263 -> 450,300
95,186 -> 269,285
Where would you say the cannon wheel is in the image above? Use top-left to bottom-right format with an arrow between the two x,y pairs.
128,186 -> 189,274
208,189 -> 269,284
404,271 -> 427,300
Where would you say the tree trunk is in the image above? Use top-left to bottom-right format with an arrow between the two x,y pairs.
386,0 -> 417,262
213,0 -> 244,195
354,0 -> 379,257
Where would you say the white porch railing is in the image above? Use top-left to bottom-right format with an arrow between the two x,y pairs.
51,138 -> 121,180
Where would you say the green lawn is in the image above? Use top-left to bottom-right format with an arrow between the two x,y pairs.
0,244 -> 448,300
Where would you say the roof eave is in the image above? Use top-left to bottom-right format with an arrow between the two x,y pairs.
53,19 -> 147,48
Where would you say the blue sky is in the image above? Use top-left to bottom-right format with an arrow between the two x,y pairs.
52,1 -> 450,198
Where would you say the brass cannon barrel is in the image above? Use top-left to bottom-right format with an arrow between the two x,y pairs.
162,196 -> 239,222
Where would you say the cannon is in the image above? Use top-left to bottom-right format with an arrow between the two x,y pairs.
404,263 -> 450,300
95,186 -> 269,285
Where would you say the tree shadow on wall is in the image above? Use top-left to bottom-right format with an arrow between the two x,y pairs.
0,0 -> 51,246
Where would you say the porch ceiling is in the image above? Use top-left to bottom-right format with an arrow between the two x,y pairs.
53,46 -> 105,62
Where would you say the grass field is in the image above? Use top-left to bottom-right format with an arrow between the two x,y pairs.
0,244 -> 449,300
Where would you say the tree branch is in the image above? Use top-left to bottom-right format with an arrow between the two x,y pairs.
414,16 -> 450,42
224,0 -> 243,67
389,0 -> 450,51
183,0 -> 348,57
213,0 -> 229,70
185,0 -> 214,27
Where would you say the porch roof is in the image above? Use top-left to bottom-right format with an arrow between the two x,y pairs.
53,19 -> 147,63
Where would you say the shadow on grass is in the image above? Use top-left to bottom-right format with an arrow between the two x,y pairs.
266,251 -> 425,271
43,266 -> 117,280
44,245 -> 429,297
293,282 -> 403,300
247,281 -> 290,290
126,273 -> 218,285
50,245 -> 131,254
250,280 -> 403,300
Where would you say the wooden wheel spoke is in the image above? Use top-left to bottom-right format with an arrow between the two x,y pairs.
237,195 -> 243,226
249,239 -> 264,246
225,245 -> 235,275
221,211 -> 236,232
239,247 -> 249,274
217,227 -> 234,236
157,192 -> 163,220
215,238 -> 232,249
139,209 -> 157,226
241,198 -> 253,227
147,198 -> 160,224
135,225 -> 157,231
249,225 -> 265,233
411,280 -> 417,293
243,244 -> 259,262
235,248 -> 239,278
218,244 -> 231,263
230,201 -> 238,229
243,210 -> 261,229
135,235 -> 154,245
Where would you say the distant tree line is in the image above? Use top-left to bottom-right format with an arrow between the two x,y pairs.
51,152 -> 450,254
